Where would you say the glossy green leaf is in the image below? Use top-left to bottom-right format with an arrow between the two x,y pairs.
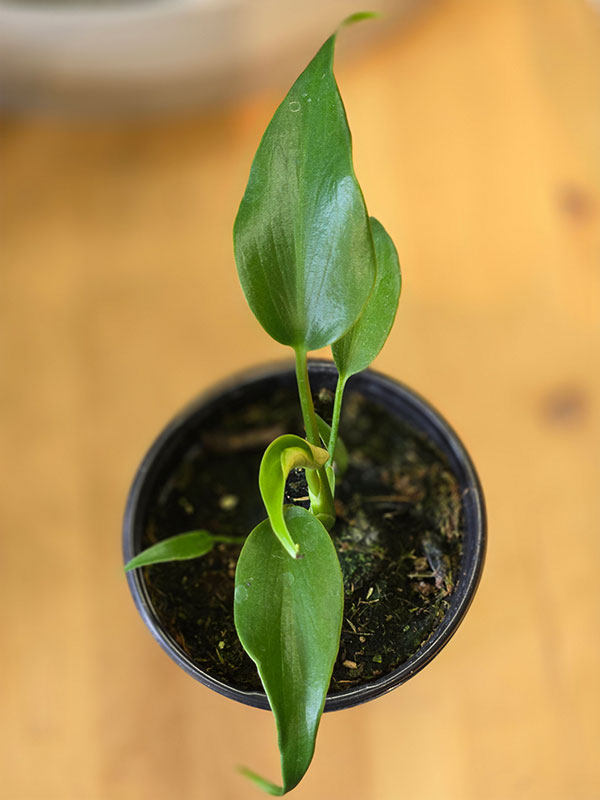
124,530 -> 235,571
332,216 -> 401,379
234,507 -> 344,795
233,20 -> 377,351
315,412 -> 349,476
259,434 -> 328,558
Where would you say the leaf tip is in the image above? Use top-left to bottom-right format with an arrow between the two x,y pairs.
238,765 -> 284,796
339,11 -> 380,31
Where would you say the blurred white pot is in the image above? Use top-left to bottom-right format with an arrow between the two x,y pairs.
0,0 -> 427,113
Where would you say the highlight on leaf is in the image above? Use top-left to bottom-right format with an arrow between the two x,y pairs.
259,434 -> 329,558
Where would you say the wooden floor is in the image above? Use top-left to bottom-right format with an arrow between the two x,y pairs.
2,0 -> 599,797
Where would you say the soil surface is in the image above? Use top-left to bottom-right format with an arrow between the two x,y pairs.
142,383 -> 464,693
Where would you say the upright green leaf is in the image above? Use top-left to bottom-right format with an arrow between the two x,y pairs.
124,530 -> 243,571
259,434 -> 329,558
332,216 -> 401,379
234,507 -> 344,795
233,20 -> 377,351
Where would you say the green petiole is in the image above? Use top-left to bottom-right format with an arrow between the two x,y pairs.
294,347 -> 336,527
327,372 -> 348,469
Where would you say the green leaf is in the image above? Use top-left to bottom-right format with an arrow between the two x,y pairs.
332,216 -> 401,379
259,434 -> 328,559
124,531 -> 214,571
315,412 -> 349,476
124,531 -> 246,571
234,507 -> 344,795
233,23 -> 377,351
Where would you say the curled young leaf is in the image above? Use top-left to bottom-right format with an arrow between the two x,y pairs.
233,21 -> 377,351
123,530 -> 243,571
259,434 -> 328,558
234,507 -> 344,795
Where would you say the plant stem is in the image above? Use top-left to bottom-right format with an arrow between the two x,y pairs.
294,347 -> 336,526
294,347 -> 320,446
327,372 -> 347,467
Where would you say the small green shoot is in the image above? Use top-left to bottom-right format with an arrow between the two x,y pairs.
124,530 -> 244,571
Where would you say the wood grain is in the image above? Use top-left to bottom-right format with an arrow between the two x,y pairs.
1,1 -> 599,798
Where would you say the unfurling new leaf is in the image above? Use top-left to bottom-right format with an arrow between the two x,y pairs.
259,434 -> 329,558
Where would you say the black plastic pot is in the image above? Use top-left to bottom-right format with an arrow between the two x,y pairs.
123,360 -> 486,712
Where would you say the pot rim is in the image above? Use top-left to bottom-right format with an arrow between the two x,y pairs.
123,359 -> 486,712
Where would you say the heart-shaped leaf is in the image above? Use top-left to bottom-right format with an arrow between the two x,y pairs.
233,21 -> 377,351
234,506 -> 344,795
332,216 -> 401,379
259,434 -> 329,558
124,530 -> 243,571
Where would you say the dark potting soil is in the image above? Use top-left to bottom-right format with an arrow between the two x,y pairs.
141,384 -> 463,693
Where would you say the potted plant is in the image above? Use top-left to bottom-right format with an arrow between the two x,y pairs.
123,14 -> 486,796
